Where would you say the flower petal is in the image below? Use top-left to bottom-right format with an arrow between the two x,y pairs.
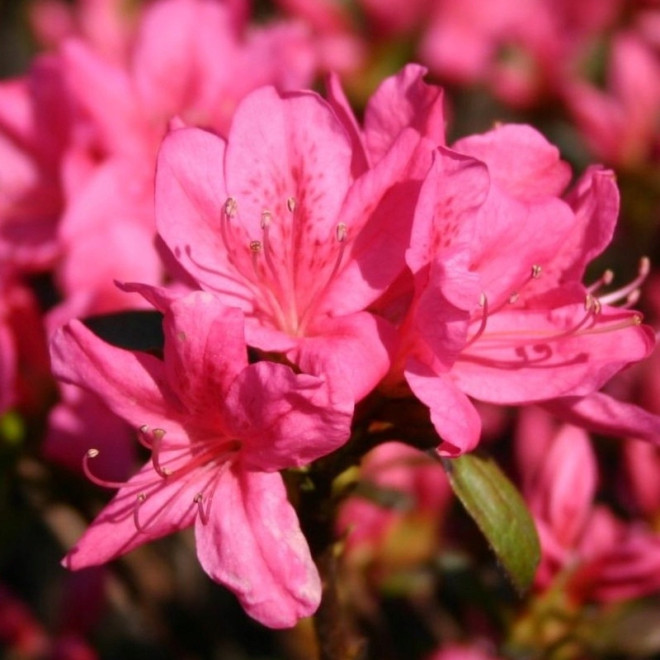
195,467 -> 320,628
50,319 -> 184,430
405,358 -> 481,456
225,359 -> 352,469
64,459 -> 200,569
162,292 -> 248,419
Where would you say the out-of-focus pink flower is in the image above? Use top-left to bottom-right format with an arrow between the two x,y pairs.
0,56 -> 70,272
336,442 -> 451,567
29,0 -> 137,65
0,584 -> 98,660
397,121 -> 654,454
517,408 -> 660,604
155,70 -> 436,402
51,289 -> 352,627
565,32 -> 660,167
274,0 -> 366,74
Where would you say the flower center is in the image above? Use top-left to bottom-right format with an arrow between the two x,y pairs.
203,196 -> 349,336
461,259 -> 648,367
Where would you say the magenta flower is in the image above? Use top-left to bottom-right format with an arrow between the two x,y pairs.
50,289 -> 352,627
399,123 -> 655,454
516,408 -> 660,604
155,77 -> 433,401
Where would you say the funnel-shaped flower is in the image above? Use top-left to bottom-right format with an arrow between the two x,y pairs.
50,289 -> 352,627
401,124 -> 655,454
156,80 -> 434,401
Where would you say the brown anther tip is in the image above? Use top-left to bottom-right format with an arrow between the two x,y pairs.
633,314 -> 643,325
287,197 -> 296,213
531,264 -> 542,279
152,428 -> 166,440
137,493 -> 147,502
87,448 -> 100,458
193,493 -> 203,503
224,197 -> 237,218
249,240 -> 262,253
336,223 -> 348,242
260,210 -> 272,229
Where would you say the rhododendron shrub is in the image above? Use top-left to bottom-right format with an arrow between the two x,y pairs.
3,0 -> 660,655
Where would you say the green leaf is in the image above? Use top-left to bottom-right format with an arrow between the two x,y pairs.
445,452 -> 540,593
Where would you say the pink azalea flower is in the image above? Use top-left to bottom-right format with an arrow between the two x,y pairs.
0,56 -> 70,272
29,0 -> 137,65
336,441 -> 451,564
398,122 -> 655,454
564,31 -> 660,167
517,408 -> 660,603
155,71 -> 436,402
50,289 -> 352,627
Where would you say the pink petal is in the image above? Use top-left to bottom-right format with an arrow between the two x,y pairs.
64,458 -> 200,569
155,127 -> 255,310
50,319 -> 185,431
292,311 -> 397,403
62,40 -> 148,158
406,146 -> 489,273
469,188 -> 575,308
195,467 -> 320,628
526,424 -> 597,548
453,124 -> 571,200
323,128 -> 434,316
223,87 -> 353,320
454,304 -> 654,403
324,72 -> 369,175
364,63 -> 446,163
413,248 -> 480,370
162,292 -> 248,419
225,358 -> 352,469
545,391 -> 660,443
405,359 -> 482,456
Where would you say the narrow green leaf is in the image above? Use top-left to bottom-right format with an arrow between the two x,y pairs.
445,452 -> 540,593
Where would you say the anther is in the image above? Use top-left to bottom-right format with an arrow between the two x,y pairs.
224,197 -> 237,218
585,293 -> 602,315
336,223 -> 348,242
87,448 -> 100,459
597,256 -> 651,306
531,265 -> 542,279
194,493 -> 210,525
134,493 -> 149,533
250,240 -> 262,253
466,293 -> 490,347
287,197 -> 296,213
260,210 -> 272,229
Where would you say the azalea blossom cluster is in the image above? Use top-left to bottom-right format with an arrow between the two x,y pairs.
2,0 -> 660,658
